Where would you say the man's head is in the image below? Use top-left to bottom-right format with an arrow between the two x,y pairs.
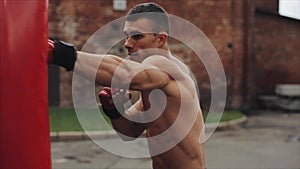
123,3 -> 170,62
126,3 -> 169,34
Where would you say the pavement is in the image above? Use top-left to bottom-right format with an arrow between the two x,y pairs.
51,110 -> 300,169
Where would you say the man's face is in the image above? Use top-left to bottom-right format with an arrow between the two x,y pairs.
123,18 -> 160,62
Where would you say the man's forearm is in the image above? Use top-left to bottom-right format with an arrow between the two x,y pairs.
110,101 -> 146,140
111,116 -> 145,141
75,52 -> 123,87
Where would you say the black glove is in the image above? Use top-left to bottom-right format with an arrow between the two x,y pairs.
48,39 -> 77,71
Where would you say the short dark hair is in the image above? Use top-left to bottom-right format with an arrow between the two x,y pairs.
126,3 -> 170,34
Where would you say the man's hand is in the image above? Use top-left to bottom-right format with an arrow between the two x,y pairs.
98,87 -> 131,120
47,39 -> 77,71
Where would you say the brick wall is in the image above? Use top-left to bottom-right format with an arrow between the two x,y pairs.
254,0 -> 300,95
48,0 -> 255,110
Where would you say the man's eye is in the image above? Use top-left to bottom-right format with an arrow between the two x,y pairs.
131,34 -> 143,40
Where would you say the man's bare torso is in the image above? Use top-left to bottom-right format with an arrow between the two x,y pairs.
138,55 -> 206,169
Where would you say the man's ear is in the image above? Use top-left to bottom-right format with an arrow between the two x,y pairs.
157,32 -> 168,47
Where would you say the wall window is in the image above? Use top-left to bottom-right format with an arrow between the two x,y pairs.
279,0 -> 300,20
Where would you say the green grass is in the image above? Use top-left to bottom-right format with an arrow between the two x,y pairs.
49,107 -> 245,132
49,107 -> 111,132
203,110 -> 245,123
49,108 -> 83,132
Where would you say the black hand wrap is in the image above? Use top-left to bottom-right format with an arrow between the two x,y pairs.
52,40 -> 77,71
102,106 -> 125,120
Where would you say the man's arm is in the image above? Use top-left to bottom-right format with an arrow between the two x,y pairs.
48,39 -> 170,91
99,87 -> 146,140
76,51 -> 170,91
49,40 -> 170,139
111,100 -> 147,141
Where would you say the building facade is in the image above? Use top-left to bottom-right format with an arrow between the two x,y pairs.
48,0 -> 300,111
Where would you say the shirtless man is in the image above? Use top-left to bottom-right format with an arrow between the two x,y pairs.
49,3 -> 205,169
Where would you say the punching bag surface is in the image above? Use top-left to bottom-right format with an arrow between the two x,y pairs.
0,0 -> 51,168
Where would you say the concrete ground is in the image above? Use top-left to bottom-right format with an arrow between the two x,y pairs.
51,110 -> 300,169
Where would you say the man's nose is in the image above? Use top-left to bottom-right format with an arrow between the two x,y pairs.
124,38 -> 133,50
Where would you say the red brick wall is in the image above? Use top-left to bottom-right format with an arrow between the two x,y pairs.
254,0 -> 300,95
48,0 -> 253,110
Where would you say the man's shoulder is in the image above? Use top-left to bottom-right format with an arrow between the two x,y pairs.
142,55 -> 181,72
143,55 -> 190,81
142,55 -> 170,66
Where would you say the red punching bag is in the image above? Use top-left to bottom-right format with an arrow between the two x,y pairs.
0,0 -> 51,168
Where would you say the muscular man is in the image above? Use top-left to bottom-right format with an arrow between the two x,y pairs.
49,3 -> 205,169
